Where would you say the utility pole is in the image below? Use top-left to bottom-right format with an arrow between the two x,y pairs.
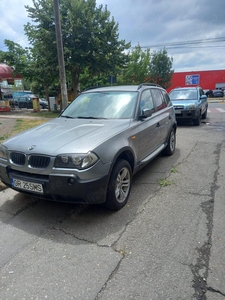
53,0 -> 68,110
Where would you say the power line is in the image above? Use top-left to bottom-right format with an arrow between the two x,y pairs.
130,37 -> 225,50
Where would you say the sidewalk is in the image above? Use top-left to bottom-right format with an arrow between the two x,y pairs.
0,110 -> 57,119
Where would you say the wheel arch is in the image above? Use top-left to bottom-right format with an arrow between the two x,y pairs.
109,147 -> 135,178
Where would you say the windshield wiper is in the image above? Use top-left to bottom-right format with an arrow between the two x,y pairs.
61,115 -> 74,119
77,116 -> 106,119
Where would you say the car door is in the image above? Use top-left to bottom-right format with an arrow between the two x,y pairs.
18,97 -> 27,108
137,89 -> 161,162
151,89 -> 173,145
26,97 -> 33,109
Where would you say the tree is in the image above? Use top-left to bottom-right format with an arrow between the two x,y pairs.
24,0 -> 130,95
0,39 -> 31,79
117,45 -> 151,85
149,48 -> 174,89
24,0 -> 60,102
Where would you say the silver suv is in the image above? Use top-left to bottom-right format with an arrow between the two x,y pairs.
0,84 -> 177,210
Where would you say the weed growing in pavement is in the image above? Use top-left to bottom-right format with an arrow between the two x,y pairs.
159,178 -> 174,187
171,167 -> 178,173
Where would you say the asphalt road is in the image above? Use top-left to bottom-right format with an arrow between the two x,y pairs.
0,105 -> 225,299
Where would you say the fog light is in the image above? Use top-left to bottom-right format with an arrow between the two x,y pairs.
68,177 -> 75,185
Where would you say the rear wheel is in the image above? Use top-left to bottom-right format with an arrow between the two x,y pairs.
104,159 -> 132,210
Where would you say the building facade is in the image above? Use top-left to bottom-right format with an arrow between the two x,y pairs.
167,69 -> 225,92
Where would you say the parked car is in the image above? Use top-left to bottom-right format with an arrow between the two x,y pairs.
211,89 -> 224,98
14,95 -> 35,109
39,98 -> 49,109
0,84 -> 177,210
169,86 -> 208,126
14,95 -> 48,109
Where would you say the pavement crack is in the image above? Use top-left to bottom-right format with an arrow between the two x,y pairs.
51,226 -> 96,245
207,286 -> 225,297
190,143 -> 221,299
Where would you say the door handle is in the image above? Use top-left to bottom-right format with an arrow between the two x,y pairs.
156,122 -> 160,127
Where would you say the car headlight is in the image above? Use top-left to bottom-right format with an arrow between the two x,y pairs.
0,144 -> 8,160
54,152 -> 99,169
188,104 -> 196,110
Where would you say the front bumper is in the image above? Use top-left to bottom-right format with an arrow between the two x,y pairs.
0,162 -> 109,204
174,109 -> 199,120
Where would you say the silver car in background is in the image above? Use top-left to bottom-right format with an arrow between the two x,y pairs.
0,84 -> 177,210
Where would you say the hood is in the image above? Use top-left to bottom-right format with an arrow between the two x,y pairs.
171,99 -> 198,109
4,117 -> 131,155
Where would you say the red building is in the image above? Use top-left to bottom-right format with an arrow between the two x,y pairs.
167,69 -> 225,92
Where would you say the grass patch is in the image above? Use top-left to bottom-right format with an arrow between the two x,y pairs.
0,134 -> 9,142
12,118 -> 49,135
32,111 -> 60,118
159,179 -> 174,187
0,118 -> 50,143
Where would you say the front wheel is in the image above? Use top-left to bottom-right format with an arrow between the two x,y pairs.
202,108 -> 207,119
104,159 -> 132,210
163,128 -> 176,156
193,112 -> 201,126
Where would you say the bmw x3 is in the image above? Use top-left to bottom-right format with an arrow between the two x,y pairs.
0,84 -> 177,210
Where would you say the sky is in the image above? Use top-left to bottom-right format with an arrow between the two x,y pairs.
0,0 -> 225,72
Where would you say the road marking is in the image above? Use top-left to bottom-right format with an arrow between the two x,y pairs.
208,108 -> 225,113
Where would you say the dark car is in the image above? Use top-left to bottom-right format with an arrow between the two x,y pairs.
14,94 -> 48,109
0,83 -> 177,210
14,95 -> 35,109
212,89 -> 224,98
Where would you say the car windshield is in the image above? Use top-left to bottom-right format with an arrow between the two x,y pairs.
169,89 -> 197,100
61,91 -> 138,119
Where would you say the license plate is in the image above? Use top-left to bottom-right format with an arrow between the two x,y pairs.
175,110 -> 181,114
10,178 -> 43,194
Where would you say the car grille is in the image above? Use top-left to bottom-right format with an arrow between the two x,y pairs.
10,152 -> 50,169
174,105 -> 184,110
11,152 -> 26,166
28,155 -> 50,169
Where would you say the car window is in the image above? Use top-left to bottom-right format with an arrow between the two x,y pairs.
151,89 -> 167,111
169,89 -> 197,100
140,89 -> 154,112
161,90 -> 171,106
61,91 -> 138,119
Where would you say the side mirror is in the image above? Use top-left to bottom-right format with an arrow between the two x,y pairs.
140,108 -> 152,119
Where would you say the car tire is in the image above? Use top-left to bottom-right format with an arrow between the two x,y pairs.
193,112 -> 201,126
202,108 -> 207,119
104,159 -> 132,210
163,128 -> 176,156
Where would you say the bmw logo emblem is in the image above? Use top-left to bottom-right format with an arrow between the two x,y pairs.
28,145 -> 36,150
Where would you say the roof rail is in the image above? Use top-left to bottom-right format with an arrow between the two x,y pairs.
137,83 -> 162,89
